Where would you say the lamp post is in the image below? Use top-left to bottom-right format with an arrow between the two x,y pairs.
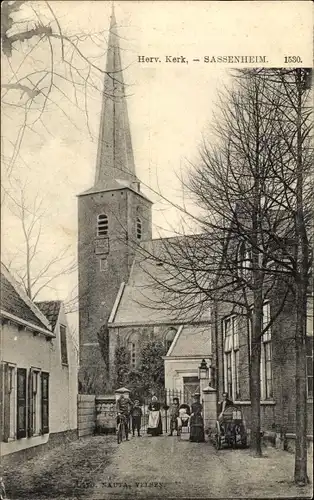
198,359 -> 209,398
198,359 -> 208,380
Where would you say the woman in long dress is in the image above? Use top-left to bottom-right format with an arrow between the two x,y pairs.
189,393 -> 205,442
147,396 -> 162,436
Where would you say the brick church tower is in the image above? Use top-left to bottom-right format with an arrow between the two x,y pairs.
77,7 -> 152,393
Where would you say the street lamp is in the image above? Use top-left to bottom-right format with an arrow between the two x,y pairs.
198,359 -> 208,380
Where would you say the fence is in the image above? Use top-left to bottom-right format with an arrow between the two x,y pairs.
77,394 -> 96,438
140,389 -> 185,434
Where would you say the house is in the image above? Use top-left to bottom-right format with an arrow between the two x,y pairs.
0,263 -> 78,462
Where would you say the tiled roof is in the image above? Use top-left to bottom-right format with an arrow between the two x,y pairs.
0,264 -> 52,332
35,301 -> 61,331
110,237 -> 211,325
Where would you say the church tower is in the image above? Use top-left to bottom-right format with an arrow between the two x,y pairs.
78,7 -> 152,393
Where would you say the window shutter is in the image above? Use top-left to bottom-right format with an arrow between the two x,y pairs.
1,363 -> 10,442
41,372 -> 49,434
28,369 -> 34,437
17,368 -> 27,439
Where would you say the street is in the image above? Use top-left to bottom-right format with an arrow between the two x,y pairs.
1,434 -> 313,499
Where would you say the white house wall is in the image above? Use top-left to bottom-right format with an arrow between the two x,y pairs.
1,310 -> 78,457
164,357 -> 212,394
50,306 -> 78,433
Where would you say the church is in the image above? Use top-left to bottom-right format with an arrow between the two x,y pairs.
77,7 -> 213,397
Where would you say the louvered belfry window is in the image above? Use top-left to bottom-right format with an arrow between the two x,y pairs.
97,214 -> 108,237
136,217 -> 142,240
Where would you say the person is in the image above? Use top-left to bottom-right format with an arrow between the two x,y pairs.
168,397 -> 180,436
218,392 -> 234,421
189,392 -> 205,442
116,394 -> 133,440
131,399 -> 143,437
177,403 -> 190,435
147,395 -> 162,436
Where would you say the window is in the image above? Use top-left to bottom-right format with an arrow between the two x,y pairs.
60,325 -> 68,365
136,217 -> 142,240
247,302 -> 273,400
130,343 -> 136,368
164,328 -> 177,353
237,241 -> 252,278
261,302 -> 273,400
128,333 -> 137,368
97,214 -> 108,237
223,316 -> 240,400
28,369 -> 41,436
306,296 -> 313,398
17,368 -> 27,439
41,372 -> 49,434
1,363 -> 16,441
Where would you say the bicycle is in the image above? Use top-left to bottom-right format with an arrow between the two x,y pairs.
116,413 -> 127,444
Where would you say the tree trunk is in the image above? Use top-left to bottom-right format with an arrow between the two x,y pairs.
294,68 -> 308,486
250,291 -> 263,457
294,287 -> 308,485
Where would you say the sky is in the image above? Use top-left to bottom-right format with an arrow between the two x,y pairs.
1,0 -> 313,314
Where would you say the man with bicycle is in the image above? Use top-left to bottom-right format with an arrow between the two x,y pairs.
116,394 -> 133,441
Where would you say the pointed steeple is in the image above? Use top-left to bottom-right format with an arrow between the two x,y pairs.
94,4 -> 137,190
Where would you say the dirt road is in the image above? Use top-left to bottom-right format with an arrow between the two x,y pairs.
2,433 -> 313,499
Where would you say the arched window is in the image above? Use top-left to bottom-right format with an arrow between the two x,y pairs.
164,328 -> 177,353
128,333 -> 137,368
136,217 -> 142,240
97,214 -> 108,237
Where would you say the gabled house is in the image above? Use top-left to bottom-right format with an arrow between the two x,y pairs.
0,263 -> 78,462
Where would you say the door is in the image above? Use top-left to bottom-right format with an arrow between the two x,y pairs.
183,377 -> 200,407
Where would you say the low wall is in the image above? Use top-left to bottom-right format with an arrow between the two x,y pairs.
78,394 -> 96,438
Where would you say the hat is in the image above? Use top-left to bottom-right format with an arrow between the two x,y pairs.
152,396 -> 158,402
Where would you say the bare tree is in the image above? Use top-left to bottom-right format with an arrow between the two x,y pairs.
132,69 -> 312,472
1,1 -> 122,175
3,177 -> 77,300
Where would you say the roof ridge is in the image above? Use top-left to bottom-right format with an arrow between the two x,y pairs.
1,262 -> 52,331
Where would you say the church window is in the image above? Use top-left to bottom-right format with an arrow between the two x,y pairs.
165,328 -> 177,353
136,217 -> 142,240
97,214 -> 108,237
128,333 -> 137,368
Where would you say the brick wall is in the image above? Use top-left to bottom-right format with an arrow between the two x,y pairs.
78,187 -> 152,392
215,289 -> 313,435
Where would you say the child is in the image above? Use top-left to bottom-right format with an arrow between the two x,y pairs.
177,405 -> 190,434
168,397 -> 180,436
131,400 -> 143,437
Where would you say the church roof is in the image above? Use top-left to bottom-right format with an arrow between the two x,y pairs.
109,237 -> 211,326
167,323 -> 211,357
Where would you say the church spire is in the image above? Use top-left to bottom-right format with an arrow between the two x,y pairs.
94,5 -> 137,189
